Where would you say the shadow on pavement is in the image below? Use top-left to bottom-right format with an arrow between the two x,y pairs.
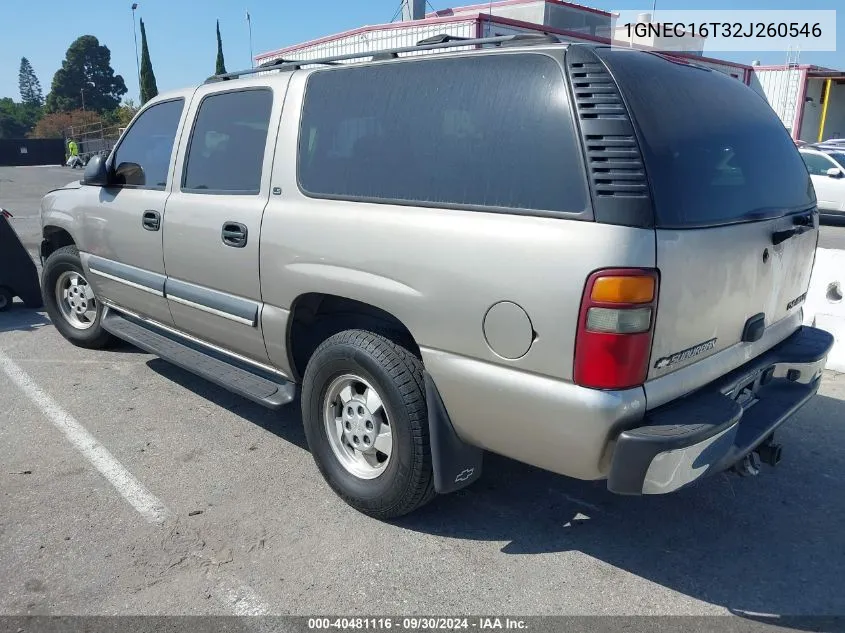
138,353 -> 845,620
396,392 -> 845,620
0,306 -> 50,333
144,358 -> 307,451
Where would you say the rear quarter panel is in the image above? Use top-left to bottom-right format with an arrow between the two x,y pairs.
261,70 -> 657,382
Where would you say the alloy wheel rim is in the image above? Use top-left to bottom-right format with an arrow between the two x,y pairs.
56,271 -> 97,330
323,373 -> 393,480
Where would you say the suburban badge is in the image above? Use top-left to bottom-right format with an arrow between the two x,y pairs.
654,338 -> 718,370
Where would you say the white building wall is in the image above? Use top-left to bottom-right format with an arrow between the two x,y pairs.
447,0 -> 546,21
750,68 -> 804,135
480,18 -> 579,41
256,20 -> 478,65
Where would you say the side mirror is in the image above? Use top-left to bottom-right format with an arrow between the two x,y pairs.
82,154 -> 111,187
827,167 -> 844,178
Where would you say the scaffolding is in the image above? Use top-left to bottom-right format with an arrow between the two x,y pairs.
63,120 -> 123,163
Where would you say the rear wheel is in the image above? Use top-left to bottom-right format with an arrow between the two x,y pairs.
301,329 -> 435,519
42,245 -> 115,349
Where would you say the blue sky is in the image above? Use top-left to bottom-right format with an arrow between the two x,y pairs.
1,0 -> 842,102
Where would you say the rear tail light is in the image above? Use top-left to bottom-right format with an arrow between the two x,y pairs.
574,268 -> 659,390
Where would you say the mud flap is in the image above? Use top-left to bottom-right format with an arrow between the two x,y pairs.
0,214 -> 42,309
424,372 -> 483,494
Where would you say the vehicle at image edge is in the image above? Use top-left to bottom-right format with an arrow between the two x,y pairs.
0,208 -> 43,312
800,146 -> 845,217
37,36 -> 833,519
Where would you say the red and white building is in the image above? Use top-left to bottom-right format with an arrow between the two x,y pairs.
256,0 -> 845,142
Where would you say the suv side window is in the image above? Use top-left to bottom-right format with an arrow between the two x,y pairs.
111,98 -> 184,189
298,54 -> 588,215
182,89 -> 273,194
802,152 -> 836,176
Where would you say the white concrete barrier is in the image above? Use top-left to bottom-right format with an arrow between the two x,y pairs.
803,248 -> 845,373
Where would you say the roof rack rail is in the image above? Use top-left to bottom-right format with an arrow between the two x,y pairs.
415,34 -> 470,45
499,33 -> 560,46
204,56 -> 340,82
204,33 -> 564,83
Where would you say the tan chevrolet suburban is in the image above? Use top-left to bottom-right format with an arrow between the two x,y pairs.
39,35 -> 833,519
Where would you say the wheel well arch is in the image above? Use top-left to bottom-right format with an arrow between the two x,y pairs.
287,293 -> 421,382
41,226 -> 76,260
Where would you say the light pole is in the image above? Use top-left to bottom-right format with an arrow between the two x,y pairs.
246,10 -> 254,68
131,3 -> 141,99
80,88 -> 85,111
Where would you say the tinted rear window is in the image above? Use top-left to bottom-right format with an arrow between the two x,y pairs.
183,89 -> 273,194
597,50 -> 815,228
298,54 -> 588,215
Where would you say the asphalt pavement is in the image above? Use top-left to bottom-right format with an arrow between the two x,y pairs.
2,165 -> 845,622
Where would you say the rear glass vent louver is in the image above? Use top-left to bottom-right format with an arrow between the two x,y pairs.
584,134 -> 649,199
566,48 -> 654,227
568,61 -> 627,121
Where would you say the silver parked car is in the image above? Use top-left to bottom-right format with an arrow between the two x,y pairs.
38,36 -> 832,518
800,146 -> 845,216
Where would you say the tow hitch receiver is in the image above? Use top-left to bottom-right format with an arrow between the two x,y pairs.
733,451 -> 762,477
732,436 -> 783,476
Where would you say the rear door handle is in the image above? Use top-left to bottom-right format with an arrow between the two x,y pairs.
142,210 -> 161,231
222,222 -> 248,248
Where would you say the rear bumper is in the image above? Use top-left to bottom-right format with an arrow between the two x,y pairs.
608,326 -> 833,495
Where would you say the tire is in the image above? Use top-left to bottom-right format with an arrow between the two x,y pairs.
41,245 -> 115,349
0,286 -> 12,312
302,329 -> 436,519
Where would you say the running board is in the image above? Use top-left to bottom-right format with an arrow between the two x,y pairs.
102,310 -> 296,409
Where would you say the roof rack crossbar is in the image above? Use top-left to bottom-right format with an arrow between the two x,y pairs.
204,33 -> 561,83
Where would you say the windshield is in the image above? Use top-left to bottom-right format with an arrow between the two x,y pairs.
595,49 -> 815,228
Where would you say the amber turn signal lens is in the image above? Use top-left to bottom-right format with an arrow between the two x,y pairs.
591,276 -> 655,304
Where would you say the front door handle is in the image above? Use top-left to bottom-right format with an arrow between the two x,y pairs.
142,210 -> 161,231
222,222 -> 248,248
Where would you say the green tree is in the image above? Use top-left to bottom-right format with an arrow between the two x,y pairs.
103,99 -> 139,127
215,20 -> 227,75
19,57 -> 44,106
139,20 -> 159,104
0,98 -> 40,138
45,35 -> 127,113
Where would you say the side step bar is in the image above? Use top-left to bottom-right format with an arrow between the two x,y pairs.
102,310 -> 296,409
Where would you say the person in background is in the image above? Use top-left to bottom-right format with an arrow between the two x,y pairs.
66,139 -> 83,169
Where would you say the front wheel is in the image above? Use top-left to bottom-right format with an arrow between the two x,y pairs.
42,245 -> 115,349
301,330 -> 435,519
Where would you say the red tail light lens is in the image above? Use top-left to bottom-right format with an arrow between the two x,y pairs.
574,268 -> 659,390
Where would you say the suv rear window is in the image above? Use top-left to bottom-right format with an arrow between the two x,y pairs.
597,49 -> 814,228
297,54 -> 588,215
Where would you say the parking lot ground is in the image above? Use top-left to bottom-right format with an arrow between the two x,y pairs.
2,165 -> 845,621
3,306 -> 845,619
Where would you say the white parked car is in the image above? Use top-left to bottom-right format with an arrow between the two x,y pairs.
800,147 -> 845,216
